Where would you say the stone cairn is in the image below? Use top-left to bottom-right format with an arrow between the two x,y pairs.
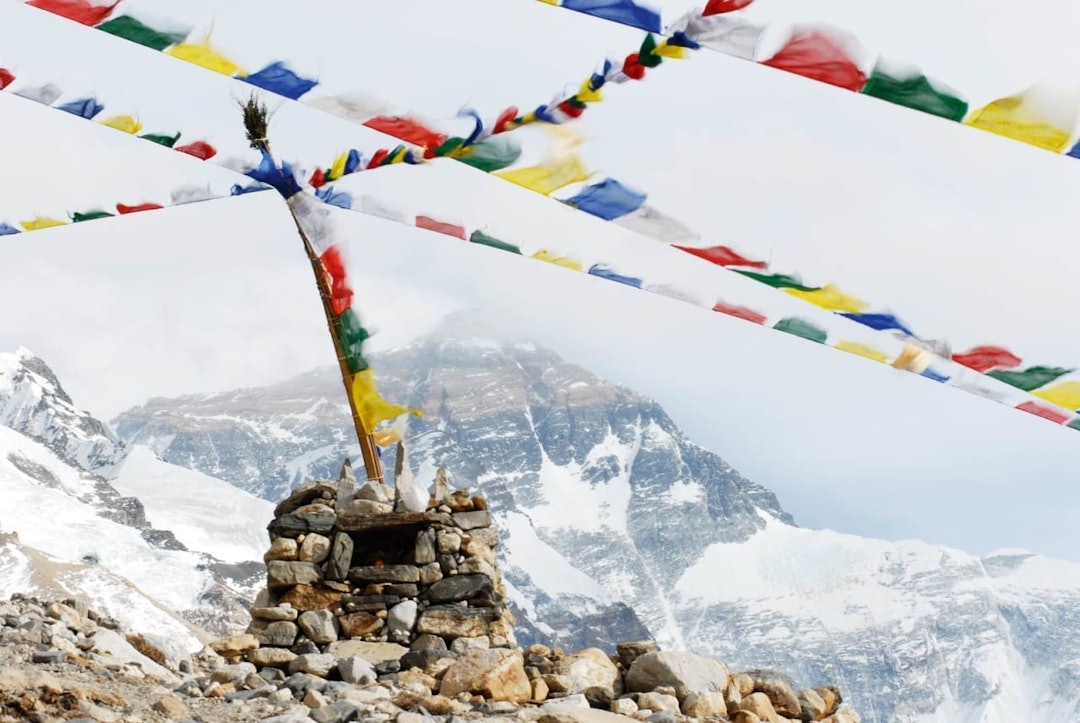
198,463 -> 863,723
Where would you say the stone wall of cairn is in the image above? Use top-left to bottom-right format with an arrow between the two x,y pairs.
246,462 -> 515,660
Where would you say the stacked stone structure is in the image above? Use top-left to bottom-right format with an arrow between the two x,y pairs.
247,462 -> 516,659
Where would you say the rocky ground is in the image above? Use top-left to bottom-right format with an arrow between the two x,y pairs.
0,592 -> 860,723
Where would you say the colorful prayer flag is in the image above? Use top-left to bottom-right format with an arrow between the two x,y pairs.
96,15 -> 189,51
673,244 -> 766,268
99,114 -> 142,133
71,209 -> 114,222
415,215 -> 466,239
588,263 -> 643,287
891,343 -> 933,373
861,60 -> 967,121
561,0 -> 662,33
175,140 -> 217,159
1016,400 -> 1070,425
965,87 -> 1077,153
116,202 -> 163,214
703,0 -> 754,14
140,131 -> 181,147
244,61 -> 318,100
532,249 -> 584,271
364,116 -> 448,151
761,28 -> 868,92
469,230 -> 522,255
1031,381 -> 1080,412
27,0 -> 119,26
614,205 -> 700,243
165,41 -> 246,77
785,284 -> 868,313
494,154 -> 591,195
0,223 -> 21,235
57,96 -> 104,119
987,365 -> 1073,392
351,369 -> 422,432
0,69 -> 14,90
673,13 -> 763,60
840,312 -> 914,336
455,138 -> 522,173
712,301 -> 767,324
734,269 -> 818,292
14,84 -> 62,105
773,317 -> 828,343
952,345 -> 1022,373
564,178 -> 646,220
835,340 -> 890,363
21,216 -> 68,231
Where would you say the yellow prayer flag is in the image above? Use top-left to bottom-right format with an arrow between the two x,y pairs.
654,42 -> 686,59
495,154 -> 591,195
388,146 -> 409,164
1032,381 -> 1080,411
372,427 -> 404,447
577,77 -> 602,103
891,343 -> 933,373
351,369 -> 422,432
784,284 -> 868,314
99,114 -> 142,134
21,216 -> 68,231
165,42 -> 246,77
964,90 -> 1075,152
835,341 -> 890,363
329,151 -> 349,180
531,249 -> 584,272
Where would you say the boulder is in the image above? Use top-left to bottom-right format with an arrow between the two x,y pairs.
338,656 -> 377,685
416,605 -> 496,638
387,600 -> 418,639
248,647 -> 297,669
251,606 -> 299,622
299,533 -> 332,563
730,712 -> 762,723
738,693 -> 781,723
798,688 -> 827,721
616,641 -> 657,670
755,681 -> 800,718
298,610 -> 339,645
815,687 -> 842,718
624,652 -> 729,702
610,698 -> 637,716
289,653 -> 338,678
210,634 -> 258,657
554,648 -> 622,702
681,691 -> 727,719
267,561 -> 323,589
532,676 -> 550,703
248,620 -> 298,647
339,612 -> 384,638
439,648 -> 531,704
437,531 -> 461,554
637,692 -> 680,714
452,510 -> 491,530
278,584 -> 343,612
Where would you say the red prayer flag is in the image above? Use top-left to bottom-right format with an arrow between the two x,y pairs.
952,345 -> 1022,373
622,54 -> 647,80
493,106 -> 518,134
673,244 -> 767,269
0,69 -> 14,90
761,29 -> 868,92
367,149 -> 389,169
1016,401 -> 1070,425
175,140 -> 217,160
704,0 -> 754,15
416,215 -> 466,240
557,99 -> 586,119
713,301 -> 767,325
116,202 -> 163,214
319,246 -> 353,315
27,0 -> 119,25
309,168 -> 326,188
363,116 -> 448,150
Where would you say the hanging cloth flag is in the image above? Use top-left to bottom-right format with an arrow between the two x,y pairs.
774,317 -> 828,343
415,215 -> 466,239
588,263 -> 643,287
336,308 -> 369,374
761,27 -> 868,92
351,369 -> 423,432
670,13 -> 764,60
231,182 -> 269,195
1016,400 -> 1071,425
703,0 -> 754,14
673,244 -> 767,268
175,140 -> 216,159
0,69 -> 14,90
357,195 -> 407,224
734,269 -> 818,292
495,153 -> 591,195
835,340 -> 890,363
561,0 -> 662,33
861,59 -> 968,122
57,96 -> 104,119
307,91 -> 392,123
712,300 -> 767,324
116,201 -> 163,214
315,185 -> 353,210
364,116 -> 448,151
141,131 -> 181,147
987,365 -> 1073,392
0,223 -> 21,235
951,345 -> 1022,372
319,246 -> 354,315
891,343 -> 933,373
71,209 -> 114,222
14,83 -> 63,105
532,249 -> 584,271
455,137 -> 522,173
96,14 -> 190,51
615,205 -> 701,243
839,312 -> 914,336
469,230 -> 522,255
964,86 -> 1078,153
244,61 -> 318,100
1069,418 -> 1080,431
785,283 -> 868,313
171,185 -> 216,205
165,40 -> 246,77
564,178 -> 646,220
921,367 -> 951,383
1031,381 -> 1080,412
26,0 -> 119,26
99,114 -> 142,133
21,216 -> 68,231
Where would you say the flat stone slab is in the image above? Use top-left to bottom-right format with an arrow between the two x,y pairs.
335,510 -> 453,534
325,640 -> 407,665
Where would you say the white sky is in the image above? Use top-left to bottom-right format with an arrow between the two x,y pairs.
1,0 -> 1079,560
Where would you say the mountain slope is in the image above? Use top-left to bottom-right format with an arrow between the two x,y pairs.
112,329 -> 1080,722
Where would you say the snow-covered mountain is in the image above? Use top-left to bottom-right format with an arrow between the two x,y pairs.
112,326 -> 1080,722
0,348 -> 273,650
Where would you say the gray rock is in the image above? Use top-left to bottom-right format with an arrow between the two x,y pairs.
436,531 -> 461,554
410,634 -> 447,653
349,565 -> 419,584
298,610 -> 339,645
273,503 -> 337,534
32,648 -> 66,664
252,606 -> 299,622
387,600 -> 418,639
451,510 -> 491,530
326,533 -> 354,582
250,620 -> 299,647
418,563 -> 442,585
338,656 -> 377,685
268,561 -> 324,589
617,641 -> 658,669
427,574 -> 492,603
625,652 -> 729,701
299,533 -> 332,564
289,653 -> 338,678
415,529 -> 436,565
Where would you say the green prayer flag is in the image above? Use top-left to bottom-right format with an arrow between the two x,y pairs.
639,34 -> 662,68
1068,418 -> 1080,431
71,210 -> 114,222
456,138 -> 522,173
336,308 -> 371,374
861,62 -> 968,121
140,132 -> 181,148
469,229 -> 521,255
987,365 -> 1073,392
97,15 -> 188,52
433,137 -> 466,158
735,270 -> 819,292
773,317 -> 828,344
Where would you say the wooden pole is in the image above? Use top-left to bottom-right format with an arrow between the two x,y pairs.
289,216 -> 384,483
